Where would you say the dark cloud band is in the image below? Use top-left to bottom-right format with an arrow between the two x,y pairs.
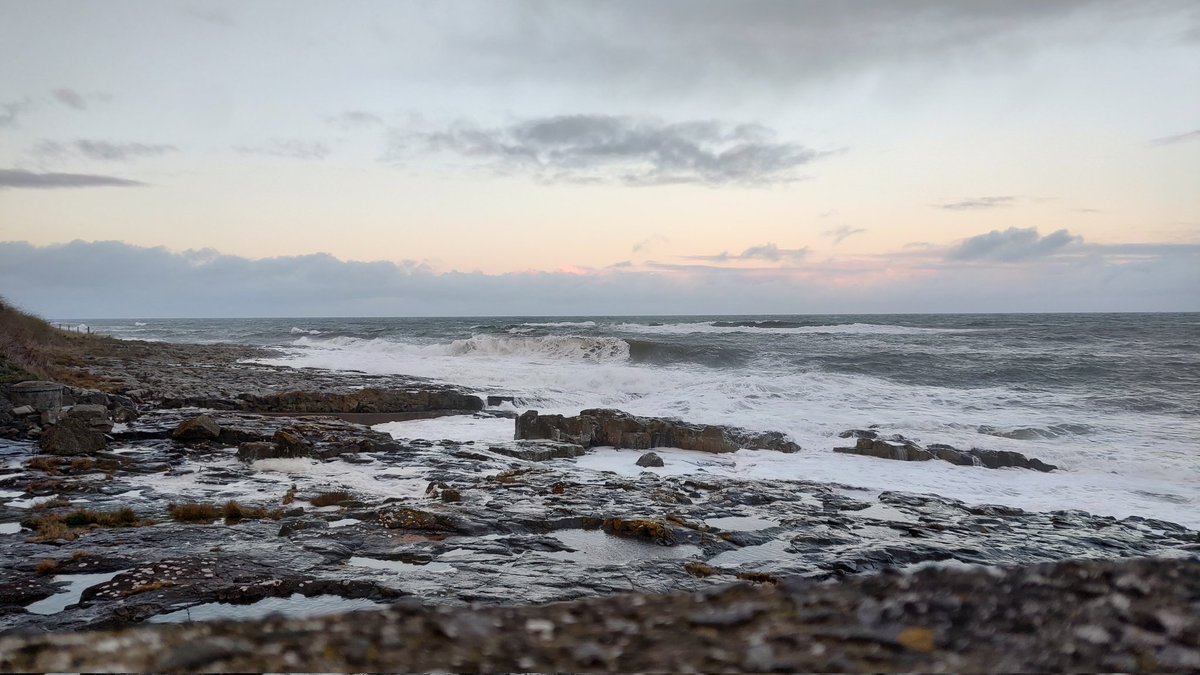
405,115 -> 824,186
0,168 -> 145,189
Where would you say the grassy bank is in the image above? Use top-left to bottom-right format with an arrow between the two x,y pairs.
0,296 -> 102,385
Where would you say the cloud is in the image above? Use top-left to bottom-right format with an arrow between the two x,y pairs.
325,111 -> 383,130
0,239 -> 1196,317
0,168 -> 146,189
406,115 -> 824,186
0,99 -> 32,127
685,242 -> 809,263
234,139 -> 332,160
51,88 -> 88,110
823,225 -> 867,245
34,140 -> 179,162
632,235 -> 669,254
937,196 -> 1017,211
184,5 -> 234,26
432,1 -> 1198,99
1148,129 -> 1200,145
946,227 -> 1081,262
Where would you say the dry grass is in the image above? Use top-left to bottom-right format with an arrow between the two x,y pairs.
25,457 -> 64,475
35,559 -> 60,575
26,516 -> 77,542
0,295 -> 116,386
62,507 -> 140,528
167,502 -> 221,522
222,500 -> 283,524
281,486 -> 297,505
735,571 -> 779,584
168,500 -> 282,524
69,458 -> 96,472
309,490 -> 352,507
30,496 -> 71,511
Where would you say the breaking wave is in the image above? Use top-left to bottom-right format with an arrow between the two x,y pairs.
614,321 -> 977,336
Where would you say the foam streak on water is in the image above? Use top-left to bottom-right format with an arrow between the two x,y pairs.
78,314 -> 1200,527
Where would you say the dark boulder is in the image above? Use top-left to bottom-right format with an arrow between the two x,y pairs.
38,417 -> 106,455
636,452 -> 665,468
236,441 -> 281,462
170,415 -> 221,442
65,404 -> 113,433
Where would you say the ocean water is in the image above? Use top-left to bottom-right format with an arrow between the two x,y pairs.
78,314 -> 1200,527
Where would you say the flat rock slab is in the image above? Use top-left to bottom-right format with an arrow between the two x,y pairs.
516,408 -> 801,454
1,557 -> 1196,673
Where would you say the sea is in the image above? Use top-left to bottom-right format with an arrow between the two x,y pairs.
71,313 -> 1200,528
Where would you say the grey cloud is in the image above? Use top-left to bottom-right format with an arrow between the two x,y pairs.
823,225 -> 867,244
437,1 -> 1198,97
947,227 -> 1081,262
937,196 -> 1017,211
686,243 -> 809,263
0,239 -> 1195,317
1148,129 -> 1200,145
1,99 -> 32,127
185,5 -> 235,26
0,168 -> 145,189
325,111 -> 383,130
234,139 -> 332,160
409,115 -> 823,186
51,88 -> 88,110
35,140 -> 179,162
48,88 -> 111,111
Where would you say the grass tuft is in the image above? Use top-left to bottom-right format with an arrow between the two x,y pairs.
167,502 -> 221,522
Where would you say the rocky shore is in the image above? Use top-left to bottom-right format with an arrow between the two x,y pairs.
3,556 -> 1197,672
0,334 -> 1197,670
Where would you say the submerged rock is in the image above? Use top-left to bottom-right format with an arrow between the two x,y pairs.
515,409 -> 801,454
834,430 -> 1057,472
487,441 -> 587,462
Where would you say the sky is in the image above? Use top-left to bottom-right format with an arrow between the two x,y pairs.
0,0 -> 1198,317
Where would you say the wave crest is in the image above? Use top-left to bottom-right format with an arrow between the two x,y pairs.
442,334 -> 629,362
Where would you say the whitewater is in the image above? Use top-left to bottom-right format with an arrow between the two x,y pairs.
82,314 -> 1200,527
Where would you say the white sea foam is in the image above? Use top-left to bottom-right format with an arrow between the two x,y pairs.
375,415 -> 514,443
290,327 -> 322,335
260,332 -> 1200,528
521,321 -> 598,328
294,334 -> 630,363
612,321 -> 977,336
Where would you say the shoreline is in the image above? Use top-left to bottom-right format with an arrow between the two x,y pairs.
0,331 -> 1197,670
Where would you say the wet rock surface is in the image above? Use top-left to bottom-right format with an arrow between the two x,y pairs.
1,557 -> 1196,672
1,407 -> 1196,635
517,408 -> 802,454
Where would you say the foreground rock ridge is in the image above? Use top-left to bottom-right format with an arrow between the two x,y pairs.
0,331 -> 1196,671
1,557 -> 1196,672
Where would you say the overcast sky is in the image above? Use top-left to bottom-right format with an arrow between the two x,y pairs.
1,0 -> 1197,317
